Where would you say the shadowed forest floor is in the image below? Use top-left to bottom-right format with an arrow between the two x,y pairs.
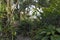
16,35 -> 31,40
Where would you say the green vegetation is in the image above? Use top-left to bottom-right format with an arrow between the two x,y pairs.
0,0 -> 60,40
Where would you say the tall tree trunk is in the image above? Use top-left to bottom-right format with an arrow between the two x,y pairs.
6,0 -> 14,40
6,0 -> 14,27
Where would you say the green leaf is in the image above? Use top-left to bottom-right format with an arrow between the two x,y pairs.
42,36 -> 48,40
51,35 -> 60,40
56,28 -> 60,33
51,36 -> 56,40
0,25 -> 2,31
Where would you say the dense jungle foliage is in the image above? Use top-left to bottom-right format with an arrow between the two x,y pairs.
0,0 -> 60,40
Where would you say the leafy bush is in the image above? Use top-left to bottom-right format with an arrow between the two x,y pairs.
33,25 -> 60,40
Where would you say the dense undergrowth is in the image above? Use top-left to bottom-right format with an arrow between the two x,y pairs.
0,0 -> 60,40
